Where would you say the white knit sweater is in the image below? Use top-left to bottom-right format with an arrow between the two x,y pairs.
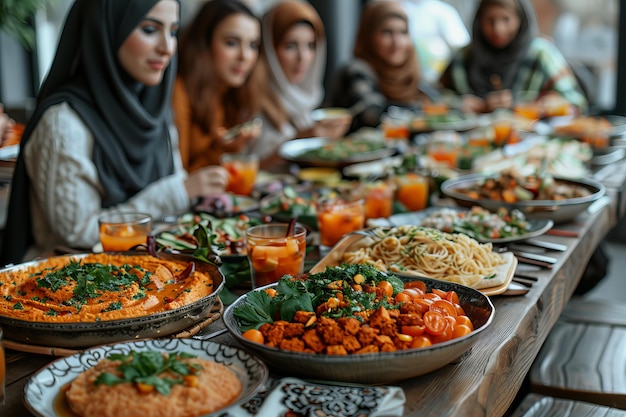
23,102 -> 190,258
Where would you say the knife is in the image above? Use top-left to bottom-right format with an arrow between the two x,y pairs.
517,239 -> 568,252
511,250 -> 557,264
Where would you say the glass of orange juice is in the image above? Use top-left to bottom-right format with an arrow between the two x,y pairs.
426,131 -> 461,168
98,212 -> 152,252
381,115 -> 410,140
220,153 -> 259,196
246,223 -> 307,288
361,181 -> 396,221
394,173 -> 429,212
317,198 -> 365,250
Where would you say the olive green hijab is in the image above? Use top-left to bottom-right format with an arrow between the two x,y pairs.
1,0 -> 179,265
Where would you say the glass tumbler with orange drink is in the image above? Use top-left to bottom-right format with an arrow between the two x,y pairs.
426,131 -> 461,168
361,181 -> 395,221
317,198 -> 365,250
246,223 -> 307,288
220,153 -> 259,196
394,173 -> 429,212
98,212 -> 152,251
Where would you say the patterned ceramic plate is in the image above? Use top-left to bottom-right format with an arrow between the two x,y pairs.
23,339 -> 269,417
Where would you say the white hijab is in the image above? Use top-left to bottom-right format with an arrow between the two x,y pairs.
261,0 -> 326,131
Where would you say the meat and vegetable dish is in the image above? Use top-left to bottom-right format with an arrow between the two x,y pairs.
234,264 -> 475,354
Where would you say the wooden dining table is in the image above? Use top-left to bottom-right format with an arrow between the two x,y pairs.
2,158 -> 626,417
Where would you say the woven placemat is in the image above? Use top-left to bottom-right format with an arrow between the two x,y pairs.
3,297 -> 224,357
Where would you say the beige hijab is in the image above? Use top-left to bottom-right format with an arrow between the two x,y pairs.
260,0 -> 326,131
354,0 -> 421,103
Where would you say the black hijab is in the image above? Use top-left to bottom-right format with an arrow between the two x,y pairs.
1,0 -> 179,265
466,0 -> 539,97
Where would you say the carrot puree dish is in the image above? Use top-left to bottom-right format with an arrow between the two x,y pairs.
0,253 -> 224,348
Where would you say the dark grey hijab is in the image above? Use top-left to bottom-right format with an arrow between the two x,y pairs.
466,0 -> 539,97
1,0 -> 179,265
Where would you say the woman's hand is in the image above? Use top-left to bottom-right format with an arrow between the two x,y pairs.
461,94 -> 487,114
184,165 -> 229,199
485,89 -> 513,112
0,104 -> 15,146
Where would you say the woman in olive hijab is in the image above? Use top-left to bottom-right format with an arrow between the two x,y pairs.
1,0 -> 227,265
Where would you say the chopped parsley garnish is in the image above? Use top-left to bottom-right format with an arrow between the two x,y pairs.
35,261 -> 151,311
95,351 -> 200,395
233,263 -> 404,330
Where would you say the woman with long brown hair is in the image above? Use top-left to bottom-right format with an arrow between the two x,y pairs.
173,0 -> 262,172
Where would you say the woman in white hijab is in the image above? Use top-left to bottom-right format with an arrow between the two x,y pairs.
248,0 -> 350,166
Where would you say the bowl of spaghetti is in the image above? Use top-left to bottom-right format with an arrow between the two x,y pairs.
311,225 -> 516,296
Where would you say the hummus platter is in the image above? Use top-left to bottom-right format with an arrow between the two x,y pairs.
0,252 -> 224,348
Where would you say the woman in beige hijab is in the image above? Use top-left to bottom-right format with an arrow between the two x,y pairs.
250,0 -> 349,165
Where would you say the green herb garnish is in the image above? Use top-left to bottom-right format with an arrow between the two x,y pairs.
95,350 -> 200,395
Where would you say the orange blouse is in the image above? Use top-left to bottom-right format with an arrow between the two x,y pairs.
171,77 -> 225,172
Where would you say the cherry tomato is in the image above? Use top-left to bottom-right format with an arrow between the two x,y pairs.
401,325 -> 425,337
430,299 -> 458,317
413,298 -> 433,315
446,291 -> 461,306
431,320 -> 454,343
423,292 -> 442,301
377,280 -> 394,298
395,291 -> 412,304
242,329 -> 264,344
453,324 -> 472,338
264,288 -> 278,298
403,288 -> 424,300
423,310 -> 447,336
410,335 -> 432,349
456,315 -> 474,331
405,280 -> 427,293
431,288 -> 448,299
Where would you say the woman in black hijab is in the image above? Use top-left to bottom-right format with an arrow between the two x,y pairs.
0,0 -> 228,265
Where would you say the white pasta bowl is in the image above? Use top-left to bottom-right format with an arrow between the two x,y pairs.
223,276 -> 494,384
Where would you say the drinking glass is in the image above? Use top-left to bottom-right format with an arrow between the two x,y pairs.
426,131 -> 461,168
98,212 -> 152,252
246,223 -> 307,288
220,153 -> 259,196
316,198 -> 365,250
360,181 -> 395,221
394,173 -> 429,212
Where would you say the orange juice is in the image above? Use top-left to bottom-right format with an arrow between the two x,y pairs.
513,103 -> 542,120
317,199 -> 365,248
246,224 -> 307,288
492,120 -> 513,146
395,173 -> 429,211
382,117 -> 410,140
220,153 -> 259,196
423,102 -> 449,116
363,182 -> 395,220
98,213 -> 151,252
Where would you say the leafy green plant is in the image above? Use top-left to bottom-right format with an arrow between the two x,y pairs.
0,0 -> 51,50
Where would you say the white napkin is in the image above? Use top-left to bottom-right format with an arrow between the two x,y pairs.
222,377 -> 406,417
